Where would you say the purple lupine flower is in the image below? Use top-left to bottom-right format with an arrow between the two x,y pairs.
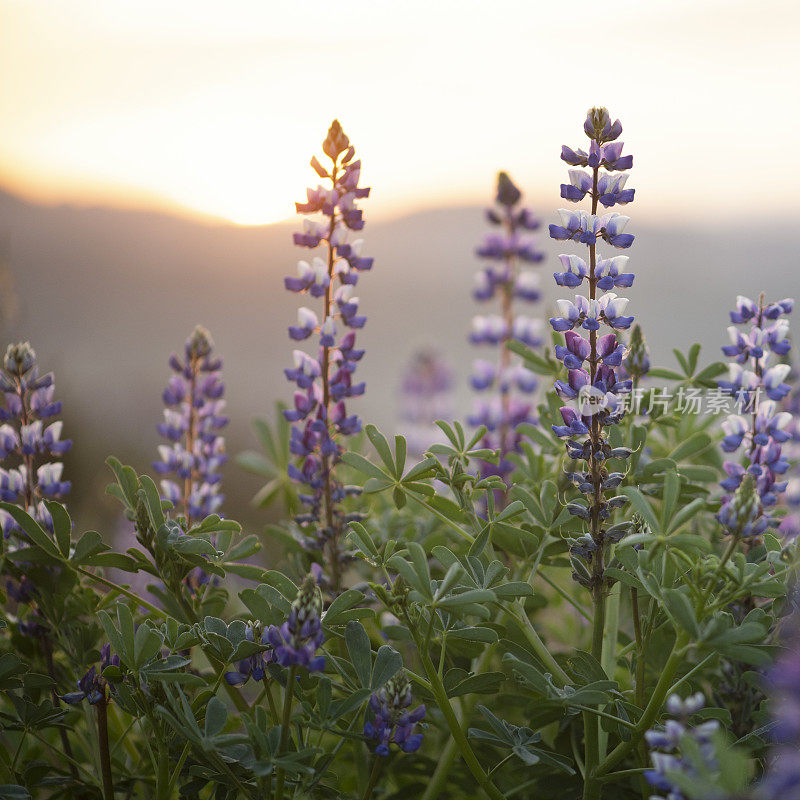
266,574 -> 325,671
62,644 -> 119,705
756,622 -> 800,798
224,622 -> 273,686
778,385 -> 800,539
716,473 -> 770,540
468,172 -> 545,488
644,693 -> 720,800
283,121 -> 371,588
152,326 -> 227,524
0,342 -> 71,541
549,108 -> 636,590
718,293 -> 794,517
364,671 -> 425,757
398,350 -> 454,457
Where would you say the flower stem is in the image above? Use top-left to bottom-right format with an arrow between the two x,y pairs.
416,638 -> 506,800
95,696 -> 115,800
274,665 -> 298,800
361,756 -> 383,800
592,636 -> 688,781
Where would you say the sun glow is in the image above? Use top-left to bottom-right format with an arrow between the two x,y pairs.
1,0 -> 798,225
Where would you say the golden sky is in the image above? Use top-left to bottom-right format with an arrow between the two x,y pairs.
0,0 -> 796,225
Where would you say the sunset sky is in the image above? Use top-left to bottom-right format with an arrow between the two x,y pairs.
1,0 -> 796,225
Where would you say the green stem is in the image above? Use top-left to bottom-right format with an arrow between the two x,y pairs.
167,743 -> 190,797
594,637 -> 688,779
361,757 -> 383,800
598,582 -> 621,758
573,705 -> 636,730
96,697 -> 115,800
508,603 -> 571,686
697,536 -> 739,610
417,645 -> 506,800
583,584 -> 607,799
274,665 -> 298,800
155,736 -> 170,800
77,567 -> 166,617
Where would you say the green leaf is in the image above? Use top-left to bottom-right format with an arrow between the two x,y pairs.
437,589 -> 496,610
340,452 -> 389,481
371,646 -> 402,690
324,589 -> 367,627
663,589 -> 700,638
468,525 -> 491,558
394,435 -> 407,478
448,627 -> 499,643
620,487 -> 659,533
668,498 -> 707,533
139,475 -> 166,529
365,425 -> 397,475
117,603 -> 136,663
448,672 -> 505,697
345,621 -> 372,688
347,522 -> 379,559
204,696 -> 228,737
0,503 -> 61,560
668,432 -> 713,463
648,368 -> 684,381
660,470 -> 680,530
70,530 -> 107,564
44,500 -> 72,556
407,542 -> 433,601
134,624 -> 163,668
0,785 -> 31,799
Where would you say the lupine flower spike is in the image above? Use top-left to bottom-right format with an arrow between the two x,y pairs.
364,671 -> 425,756
644,693 -> 720,799
267,574 -> 325,671
153,326 -> 227,524
284,120 -> 372,590
549,108 -> 635,595
469,172 -> 545,489
0,342 -> 71,541
718,293 -> 794,530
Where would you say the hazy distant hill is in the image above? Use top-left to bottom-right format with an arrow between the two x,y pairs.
1,187 -> 797,529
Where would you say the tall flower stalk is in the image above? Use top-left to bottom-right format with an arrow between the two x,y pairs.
718,294 -> 794,523
0,341 -> 77,771
153,325 -> 228,526
0,342 -> 71,540
284,120 -> 372,590
549,107 -> 635,796
469,172 -> 544,491
549,107 -> 635,619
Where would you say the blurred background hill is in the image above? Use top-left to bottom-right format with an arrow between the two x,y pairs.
1,185 -> 797,538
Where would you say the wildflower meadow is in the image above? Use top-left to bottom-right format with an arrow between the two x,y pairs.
1,108 -> 799,800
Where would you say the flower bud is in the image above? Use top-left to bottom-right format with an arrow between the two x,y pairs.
4,342 -> 36,375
